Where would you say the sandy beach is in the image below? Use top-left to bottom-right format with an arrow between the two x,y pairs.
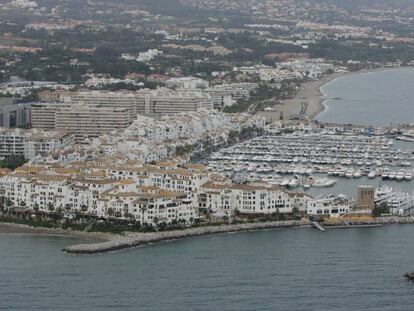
0,222 -> 112,242
260,67 -> 390,122
259,72 -> 344,122
3,215 -> 414,254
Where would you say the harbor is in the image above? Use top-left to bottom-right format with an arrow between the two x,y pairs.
208,124 -> 414,191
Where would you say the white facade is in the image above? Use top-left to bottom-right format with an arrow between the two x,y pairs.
0,128 -> 74,160
307,195 -> 350,218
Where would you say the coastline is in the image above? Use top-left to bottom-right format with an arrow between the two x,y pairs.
3,216 -> 414,254
63,216 -> 414,255
316,67 -> 391,120
0,222 -> 112,242
63,220 -> 310,254
272,66 -> 398,121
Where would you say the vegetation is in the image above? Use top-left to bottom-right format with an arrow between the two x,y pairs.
0,155 -> 27,170
373,202 -> 390,217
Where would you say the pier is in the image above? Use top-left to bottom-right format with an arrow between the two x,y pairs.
311,221 -> 325,231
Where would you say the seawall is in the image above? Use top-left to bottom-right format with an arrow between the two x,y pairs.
63,216 -> 414,255
63,220 -> 310,254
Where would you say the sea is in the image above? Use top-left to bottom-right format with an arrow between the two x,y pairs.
1,68 -> 414,310
2,226 -> 414,310
313,67 -> 414,198
317,67 -> 414,126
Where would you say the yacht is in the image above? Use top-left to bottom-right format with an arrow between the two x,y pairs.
368,170 -> 377,179
396,171 -> 405,181
353,170 -> 362,178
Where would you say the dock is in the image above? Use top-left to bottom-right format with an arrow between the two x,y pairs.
311,221 -> 325,231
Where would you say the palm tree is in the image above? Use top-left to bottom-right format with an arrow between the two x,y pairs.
47,202 -> 54,212
107,207 -> 115,218
0,195 -> 5,213
141,206 -> 147,225
81,204 -> 88,214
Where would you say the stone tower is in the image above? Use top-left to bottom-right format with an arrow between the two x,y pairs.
356,185 -> 375,210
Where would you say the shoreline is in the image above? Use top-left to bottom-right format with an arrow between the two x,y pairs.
3,216 -> 414,255
0,222 -> 112,242
316,67 -> 392,120
63,220 -> 310,254
63,216 -> 414,255
271,66 -> 405,121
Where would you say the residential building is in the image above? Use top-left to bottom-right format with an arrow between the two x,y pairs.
55,103 -> 131,142
0,128 -> 74,160
0,98 -> 31,128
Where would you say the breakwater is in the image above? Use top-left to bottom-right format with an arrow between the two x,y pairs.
63,220 -> 309,254
63,216 -> 414,254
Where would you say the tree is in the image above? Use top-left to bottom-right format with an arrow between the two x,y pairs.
0,196 -> 5,212
81,204 -> 88,213
107,208 -> 115,217
33,203 -> 39,213
141,206 -> 147,225
0,155 -> 27,170
373,202 -> 389,217
47,202 -> 54,212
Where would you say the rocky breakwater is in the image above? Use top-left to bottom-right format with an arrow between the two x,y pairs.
376,216 -> 414,224
404,272 -> 414,281
63,219 -> 309,254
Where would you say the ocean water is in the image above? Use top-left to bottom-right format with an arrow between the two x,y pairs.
317,68 -> 414,126
314,68 -> 414,196
2,226 -> 414,311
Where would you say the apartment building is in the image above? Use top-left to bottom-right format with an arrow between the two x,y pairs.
70,90 -> 141,121
147,88 -> 213,115
199,180 -> 302,215
31,102 -> 66,129
0,128 -> 74,160
165,77 -> 209,89
55,103 -> 131,142
205,83 -> 257,108
0,159 -> 312,225
0,98 -> 31,128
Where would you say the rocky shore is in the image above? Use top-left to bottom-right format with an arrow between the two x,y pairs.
376,216 -> 414,224
63,216 -> 414,255
63,220 -> 310,254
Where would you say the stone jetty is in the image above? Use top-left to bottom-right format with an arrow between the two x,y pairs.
376,216 -> 414,224
63,216 -> 414,255
63,220 -> 309,254
404,272 -> 414,281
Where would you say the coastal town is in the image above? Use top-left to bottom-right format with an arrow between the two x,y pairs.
3,1 -> 414,310
0,0 -> 413,252
0,88 -> 413,243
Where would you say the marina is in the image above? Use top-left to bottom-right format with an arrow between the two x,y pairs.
208,129 -> 414,190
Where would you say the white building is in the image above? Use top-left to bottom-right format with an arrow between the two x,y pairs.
307,195 -> 350,218
0,128 -> 74,160
165,77 -> 209,89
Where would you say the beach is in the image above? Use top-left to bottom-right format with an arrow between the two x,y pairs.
259,67 -> 390,122
0,222 -> 112,241
2,216 -> 414,254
